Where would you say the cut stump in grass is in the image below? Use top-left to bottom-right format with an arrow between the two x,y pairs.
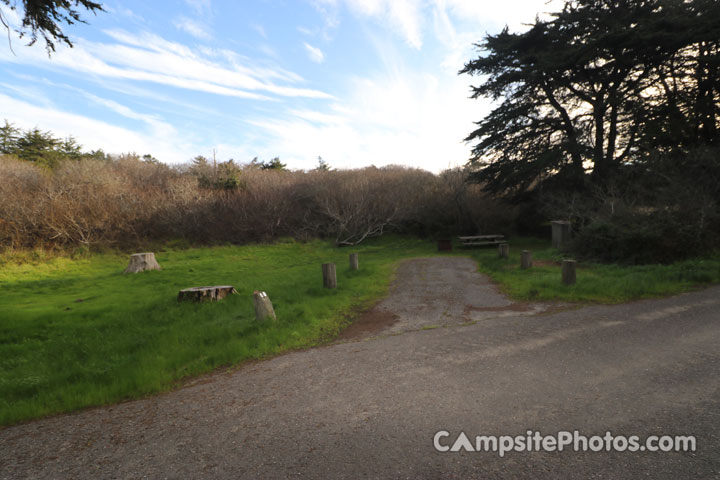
178,286 -> 237,302
349,253 -> 359,271
253,291 -> 277,321
322,263 -> 337,289
551,220 -> 572,249
521,250 -> 533,269
124,252 -> 161,274
498,243 -> 509,259
562,260 -> 577,285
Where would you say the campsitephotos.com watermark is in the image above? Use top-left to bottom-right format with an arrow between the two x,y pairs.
433,430 -> 696,457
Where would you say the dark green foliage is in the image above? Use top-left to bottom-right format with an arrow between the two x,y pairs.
315,156 -> 331,171
554,146 -> 720,263
15,127 -> 61,165
0,119 -> 20,154
189,155 -> 243,190
0,120 -> 103,166
1,0 -> 104,53
461,0 -> 720,199
462,0 -> 720,262
260,157 -> 286,171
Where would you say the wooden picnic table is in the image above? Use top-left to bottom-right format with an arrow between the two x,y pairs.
458,234 -> 506,247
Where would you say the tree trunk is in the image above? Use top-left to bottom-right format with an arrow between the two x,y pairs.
124,252 -> 161,274
178,286 -> 237,302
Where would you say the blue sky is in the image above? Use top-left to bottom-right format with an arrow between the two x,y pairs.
0,0 -> 558,171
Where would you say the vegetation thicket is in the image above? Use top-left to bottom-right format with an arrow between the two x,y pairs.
462,0 -> 720,263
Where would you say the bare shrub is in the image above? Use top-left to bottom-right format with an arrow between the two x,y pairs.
0,156 -> 517,249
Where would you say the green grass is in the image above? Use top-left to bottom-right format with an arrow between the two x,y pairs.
463,238 -> 720,303
0,236 -> 435,426
1,235 -> 718,426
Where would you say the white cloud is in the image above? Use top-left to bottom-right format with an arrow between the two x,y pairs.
253,24 -> 267,38
0,29 -> 332,100
184,0 -> 212,15
174,17 -> 211,40
0,93 -> 196,162
303,42 -> 325,63
297,26 -> 315,36
313,0 -> 562,51
245,64 -> 490,172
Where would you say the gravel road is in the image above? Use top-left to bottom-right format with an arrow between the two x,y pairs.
1,257 -> 719,479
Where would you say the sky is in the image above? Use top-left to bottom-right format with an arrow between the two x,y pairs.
0,0 -> 559,172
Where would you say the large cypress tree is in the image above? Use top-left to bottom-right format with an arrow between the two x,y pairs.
461,0 -> 720,199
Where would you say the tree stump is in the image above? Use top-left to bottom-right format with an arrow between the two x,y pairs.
521,250 -> 533,269
562,259 -> 577,285
322,263 -> 337,289
177,286 -> 237,302
124,252 -> 161,274
253,291 -> 276,321
349,253 -> 359,271
498,243 -> 509,259
551,221 -> 572,249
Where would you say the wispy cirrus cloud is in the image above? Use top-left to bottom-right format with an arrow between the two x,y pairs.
303,42 -> 325,63
0,93 -> 195,161
312,0 -> 562,52
184,0 -> 212,15
0,29 -> 332,100
173,16 -> 211,40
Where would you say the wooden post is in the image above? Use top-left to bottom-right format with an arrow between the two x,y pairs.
178,286 -> 237,302
349,253 -> 359,271
562,260 -> 577,285
124,252 -> 161,274
521,250 -> 532,269
253,291 -> 277,321
322,263 -> 337,289
498,243 -> 509,259
551,221 -> 572,249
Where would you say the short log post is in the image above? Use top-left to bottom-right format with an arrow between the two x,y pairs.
562,260 -> 577,285
521,250 -> 533,269
124,252 -> 162,274
253,291 -> 277,321
322,263 -> 337,289
551,221 -> 572,249
349,253 -> 359,271
178,286 -> 237,302
498,243 -> 509,259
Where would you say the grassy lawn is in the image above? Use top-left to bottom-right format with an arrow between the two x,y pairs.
1,235 -> 719,426
0,236 -> 436,426
466,238 -> 720,303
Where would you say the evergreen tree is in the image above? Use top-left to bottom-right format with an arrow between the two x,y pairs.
315,156 -> 331,171
1,0 -> 104,54
15,127 -> 61,166
0,119 -> 20,154
260,157 -> 286,170
461,0 -> 720,199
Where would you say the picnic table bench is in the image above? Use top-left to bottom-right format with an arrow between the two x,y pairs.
458,234 -> 506,247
